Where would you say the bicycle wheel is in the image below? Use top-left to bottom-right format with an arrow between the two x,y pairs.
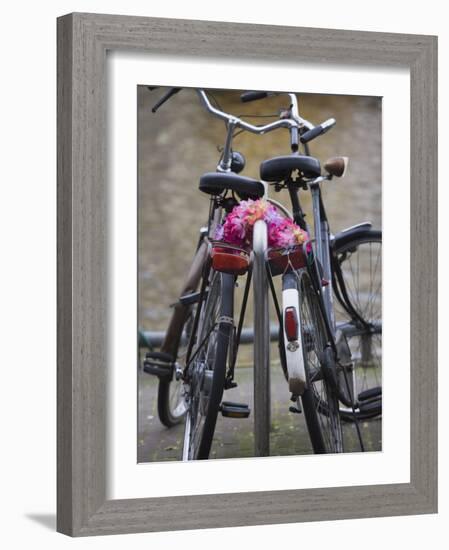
333,230 -> 382,421
157,308 -> 193,427
297,269 -> 344,453
183,271 -> 234,460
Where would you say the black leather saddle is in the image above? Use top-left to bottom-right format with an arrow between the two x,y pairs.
260,155 -> 321,182
199,172 -> 265,200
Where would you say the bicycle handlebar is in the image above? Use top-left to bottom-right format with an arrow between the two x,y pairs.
196,89 -> 299,134
239,90 -> 339,146
149,87 -> 304,134
149,87 -> 333,147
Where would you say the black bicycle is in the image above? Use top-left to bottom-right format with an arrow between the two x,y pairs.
144,87 -> 300,459
241,90 -> 382,453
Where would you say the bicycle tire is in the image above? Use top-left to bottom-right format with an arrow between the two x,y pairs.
185,271 -> 234,460
296,269 -> 344,453
157,380 -> 186,427
157,308 -> 193,427
333,230 -> 382,421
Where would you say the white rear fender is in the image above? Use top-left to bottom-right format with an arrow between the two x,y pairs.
282,287 -> 306,395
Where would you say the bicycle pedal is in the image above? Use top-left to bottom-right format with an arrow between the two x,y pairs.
143,351 -> 174,379
358,386 -> 382,402
358,398 -> 382,415
179,291 -> 202,306
220,401 -> 250,418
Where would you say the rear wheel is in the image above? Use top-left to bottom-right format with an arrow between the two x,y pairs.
297,270 -> 344,453
184,271 -> 234,460
333,230 -> 382,421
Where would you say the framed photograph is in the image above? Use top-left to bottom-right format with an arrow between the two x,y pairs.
137,87 -> 382,465
57,13 -> 437,536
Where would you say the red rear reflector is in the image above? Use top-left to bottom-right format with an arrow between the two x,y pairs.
284,307 -> 299,341
211,248 -> 249,275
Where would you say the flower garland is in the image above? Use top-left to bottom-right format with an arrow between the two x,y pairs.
214,199 -> 308,250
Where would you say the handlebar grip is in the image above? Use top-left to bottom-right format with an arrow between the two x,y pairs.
300,118 -> 336,144
240,91 -> 269,103
300,125 -> 323,144
151,87 -> 181,113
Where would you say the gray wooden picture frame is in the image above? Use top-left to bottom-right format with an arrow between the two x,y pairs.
57,12 -> 437,537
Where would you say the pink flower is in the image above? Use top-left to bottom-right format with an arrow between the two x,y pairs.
264,205 -> 284,227
222,209 -> 248,246
245,200 -> 268,226
215,199 -> 308,251
269,219 -> 295,248
223,221 -> 246,246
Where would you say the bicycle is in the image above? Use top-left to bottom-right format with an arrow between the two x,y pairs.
143,87 -> 300,459
239,91 -> 382,453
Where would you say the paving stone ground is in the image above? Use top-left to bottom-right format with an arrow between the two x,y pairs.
138,362 -> 382,463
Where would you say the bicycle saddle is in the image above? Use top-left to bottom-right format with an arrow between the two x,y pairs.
260,155 -> 321,182
199,172 -> 265,200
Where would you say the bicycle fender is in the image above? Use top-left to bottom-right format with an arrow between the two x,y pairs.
333,222 -> 374,249
282,287 -> 306,395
